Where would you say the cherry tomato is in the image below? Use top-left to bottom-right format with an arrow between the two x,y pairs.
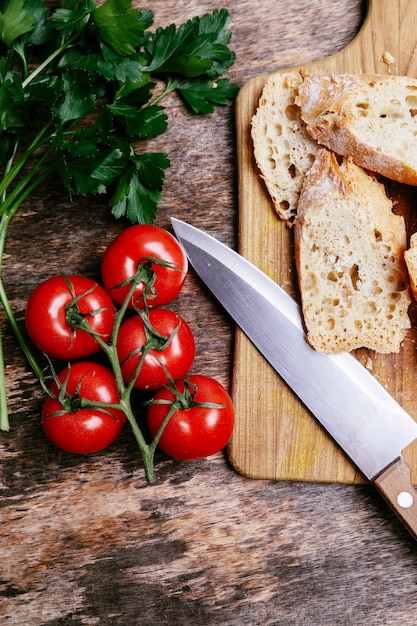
100,225 -> 187,309
116,309 -> 196,390
25,275 -> 115,360
41,361 -> 126,454
147,375 -> 234,460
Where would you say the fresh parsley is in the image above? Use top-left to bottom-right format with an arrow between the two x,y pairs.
0,0 -> 238,430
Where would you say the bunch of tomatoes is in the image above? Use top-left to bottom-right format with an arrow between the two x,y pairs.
25,224 -> 234,483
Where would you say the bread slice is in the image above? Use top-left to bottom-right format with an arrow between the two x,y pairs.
251,71 -> 319,222
294,148 -> 411,354
404,233 -> 417,300
296,73 -> 417,185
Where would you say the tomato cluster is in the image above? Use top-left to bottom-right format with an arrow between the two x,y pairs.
25,224 -> 234,479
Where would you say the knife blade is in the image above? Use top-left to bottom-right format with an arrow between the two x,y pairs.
171,217 -> 417,539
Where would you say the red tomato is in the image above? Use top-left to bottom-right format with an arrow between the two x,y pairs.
100,225 -> 187,309
147,375 -> 234,460
41,361 -> 126,454
25,275 -> 115,360
117,309 -> 196,390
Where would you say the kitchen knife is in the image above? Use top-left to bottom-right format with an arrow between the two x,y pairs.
171,217 -> 417,539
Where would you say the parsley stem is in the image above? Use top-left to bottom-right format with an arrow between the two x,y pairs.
0,319 -> 9,431
21,34 -> 79,89
1,139 -> 19,204
0,165 -> 52,430
0,159 -> 52,219
0,275 -> 44,381
149,77 -> 181,107
0,122 -> 54,204
0,210 -> 46,384
0,126 -> 55,428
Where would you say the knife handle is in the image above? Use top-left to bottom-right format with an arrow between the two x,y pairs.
374,457 -> 417,539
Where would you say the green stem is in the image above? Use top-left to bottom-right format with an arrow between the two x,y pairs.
0,319 -> 9,431
0,118 -> 57,425
0,122 -> 54,207
147,402 -> 178,457
79,395 -> 157,483
0,137 -> 21,431
21,34 -> 79,88
1,139 -> 19,204
149,77 -> 181,107
91,277 -> 144,395
0,168 -> 52,385
0,276 -> 44,384
122,401 -> 156,483
75,279 -> 164,482
0,161 -> 51,430
0,168 -> 52,227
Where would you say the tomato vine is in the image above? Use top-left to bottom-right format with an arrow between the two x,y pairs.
26,226 -> 234,483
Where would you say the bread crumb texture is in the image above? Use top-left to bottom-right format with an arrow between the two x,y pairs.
405,233 -> 417,300
295,149 -> 411,354
296,73 -> 417,185
251,71 -> 319,222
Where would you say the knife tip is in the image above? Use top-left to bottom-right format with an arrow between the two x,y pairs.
170,216 -> 181,232
170,217 -> 188,240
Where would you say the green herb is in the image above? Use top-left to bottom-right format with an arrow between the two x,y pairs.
0,0 -> 238,430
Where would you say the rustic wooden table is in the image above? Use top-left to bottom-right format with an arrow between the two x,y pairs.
3,1 -> 417,624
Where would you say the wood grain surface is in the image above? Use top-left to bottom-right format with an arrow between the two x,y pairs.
3,2 -> 417,625
231,0 -> 417,483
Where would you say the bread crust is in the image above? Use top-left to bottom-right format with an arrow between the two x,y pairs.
296,73 -> 417,186
294,148 -> 411,354
404,233 -> 417,300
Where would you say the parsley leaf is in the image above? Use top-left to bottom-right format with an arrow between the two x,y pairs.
110,152 -> 170,224
53,126 -> 129,197
145,9 -> 235,79
97,44 -> 144,82
92,0 -> 152,56
18,0 -> 55,47
54,70 -> 99,123
57,43 -> 146,84
51,6 -> 91,36
107,103 -> 168,138
0,0 -> 34,47
0,72 -> 31,130
144,23 -> 211,78
61,146 -> 126,196
178,77 -> 239,114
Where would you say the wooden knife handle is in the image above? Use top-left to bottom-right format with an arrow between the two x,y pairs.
374,457 -> 417,540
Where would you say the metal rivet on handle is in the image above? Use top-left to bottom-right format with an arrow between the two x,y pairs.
397,491 -> 414,509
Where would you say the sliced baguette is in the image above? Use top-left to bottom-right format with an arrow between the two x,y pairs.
294,148 -> 411,354
405,233 -> 417,300
296,73 -> 417,185
251,70 -> 319,222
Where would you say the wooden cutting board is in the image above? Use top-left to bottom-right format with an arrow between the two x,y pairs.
229,0 -> 417,484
